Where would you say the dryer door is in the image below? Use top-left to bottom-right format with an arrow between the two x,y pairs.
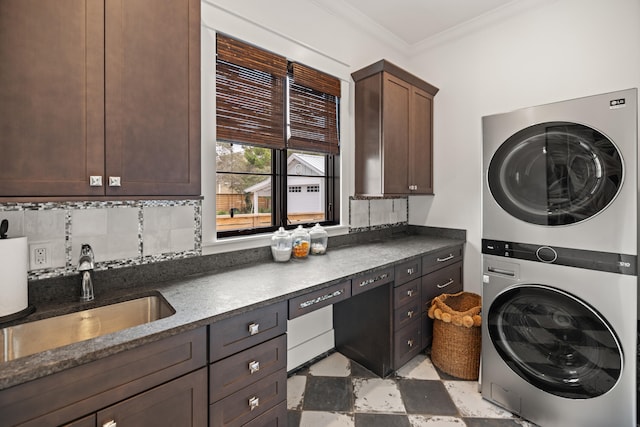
487,122 -> 623,226
487,285 -> 622,399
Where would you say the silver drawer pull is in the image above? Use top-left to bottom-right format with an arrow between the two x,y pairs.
90,175 -> 103,187
249,360 -> 260,374
108,176 -> 121,187
248,323 -> 260,335
437,254 -> 454,262
407,339 -> 414,348
359,272 -> 389,287
407,289 -> 414,297
249,396 -> 260,411
299,289 -> 344,309
437,279 -> 454,289
407,310 -> 415,318
103,421 -> 117,427
407,267 -> 415,275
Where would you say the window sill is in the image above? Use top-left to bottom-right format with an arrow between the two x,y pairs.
202,224 -> 350,256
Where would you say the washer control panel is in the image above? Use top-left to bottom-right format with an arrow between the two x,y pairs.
482,239 -> 637,276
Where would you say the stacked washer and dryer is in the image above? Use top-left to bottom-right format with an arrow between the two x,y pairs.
481,88 -> 638,427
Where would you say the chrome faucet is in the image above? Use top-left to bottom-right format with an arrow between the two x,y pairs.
78,244 -> 95,302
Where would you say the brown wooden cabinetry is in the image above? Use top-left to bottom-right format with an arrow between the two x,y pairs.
209,302 -> 288,427
0,327 -> 208,426
421,246 -> 464,347
392,259 -> 423,369
353,60 -> 438,196
0,0 -> 200,198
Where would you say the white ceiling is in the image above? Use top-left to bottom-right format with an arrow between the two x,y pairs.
312,0 -> 521,50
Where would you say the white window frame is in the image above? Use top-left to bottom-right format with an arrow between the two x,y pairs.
200,5 -> 352,254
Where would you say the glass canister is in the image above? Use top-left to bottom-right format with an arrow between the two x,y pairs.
309,223 -> 328,255
271,227 -> 292,262
291,225 -> 310,258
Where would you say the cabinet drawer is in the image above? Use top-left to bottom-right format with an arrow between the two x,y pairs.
421,261 -> 463,305
393,321 -> 422,369
352,268 -> 394,296
394,278 -> 421,309
97,368 -> 208,427
422,245 -> 463,275
209,370 -> 286,427
394,301 -> 422,331
242,400 -> 287,427
0,327 -> 207,427
210,302 -> 287,362
394,258 -> 421,286
210,335 -> 286,403
63,415 -> 95,427
288,280 -> 351,320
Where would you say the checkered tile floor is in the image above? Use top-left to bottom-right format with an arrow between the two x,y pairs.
287,352 -> 537,427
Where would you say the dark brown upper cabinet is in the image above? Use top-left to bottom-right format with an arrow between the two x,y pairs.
0,0 -> 200,199
353,60 -> 438,197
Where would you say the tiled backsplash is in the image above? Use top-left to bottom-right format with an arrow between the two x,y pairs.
349,197 -> 408,231
1,197 -> 406,281
0,200 -> 201,281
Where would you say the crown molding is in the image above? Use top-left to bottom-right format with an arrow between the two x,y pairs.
411,0 -> 558,54
309,0 -> 413,56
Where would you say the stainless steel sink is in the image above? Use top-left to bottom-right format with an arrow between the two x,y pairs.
1,295 -> 175,362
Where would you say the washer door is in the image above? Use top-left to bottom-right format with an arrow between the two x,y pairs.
487,285 -> 622,399
487,122 -> 623,226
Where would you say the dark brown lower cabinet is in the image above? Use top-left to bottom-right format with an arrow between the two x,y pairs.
421,260 -> 464,348
97,368 -> 208,427
0,327 -> 207,427
63,415 -> 96,427
209,302 -> 288,427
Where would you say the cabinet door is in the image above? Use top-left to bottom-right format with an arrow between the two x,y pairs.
410,86 -> 433,194
0,0 -> 105,197
382,73 -> 411,195
105,0 -> 200,196
97,368 -> 208,427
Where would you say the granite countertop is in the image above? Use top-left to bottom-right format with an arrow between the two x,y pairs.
0,233 -> 464,391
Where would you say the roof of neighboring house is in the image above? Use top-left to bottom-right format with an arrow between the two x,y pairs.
289,153 -> 324,175
244,153 -> 324,193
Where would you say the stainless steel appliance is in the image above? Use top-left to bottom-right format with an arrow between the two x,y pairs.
482,244 -> 636,427
481,89 -> 638,426
482,88 -> 638,255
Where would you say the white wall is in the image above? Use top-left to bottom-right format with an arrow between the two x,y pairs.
408,0 -> 640,293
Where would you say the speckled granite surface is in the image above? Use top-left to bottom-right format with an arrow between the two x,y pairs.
0,228 -> 464,391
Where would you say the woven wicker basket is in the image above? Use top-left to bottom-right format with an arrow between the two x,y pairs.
428,291 -> 482,380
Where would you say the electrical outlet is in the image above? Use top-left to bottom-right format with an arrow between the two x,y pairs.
29,242 -> 53,270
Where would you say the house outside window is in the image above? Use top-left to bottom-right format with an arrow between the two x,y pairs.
215,34 -> 340,237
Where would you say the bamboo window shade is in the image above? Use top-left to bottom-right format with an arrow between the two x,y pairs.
216,34 -> 287,149
288,63 -> 341,155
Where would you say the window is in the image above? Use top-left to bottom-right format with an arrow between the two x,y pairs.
215,34 -> 340,237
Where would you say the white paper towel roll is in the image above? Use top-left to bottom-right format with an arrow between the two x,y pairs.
0,236 -> 28,317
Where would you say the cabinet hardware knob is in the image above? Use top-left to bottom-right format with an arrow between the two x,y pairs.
407,339 -> 414,348
103,421 -> 117,427
89,176 -> 103,187
437,279 -> 455,289
249,360 -> 260,374
407,310 -> 414,318
436,254 -> 454,262
249,396 -> 260,410
407,268 -> 415,275
407,289 -> 413,297
108,176 -> 121,187
248,322 -> 260,335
